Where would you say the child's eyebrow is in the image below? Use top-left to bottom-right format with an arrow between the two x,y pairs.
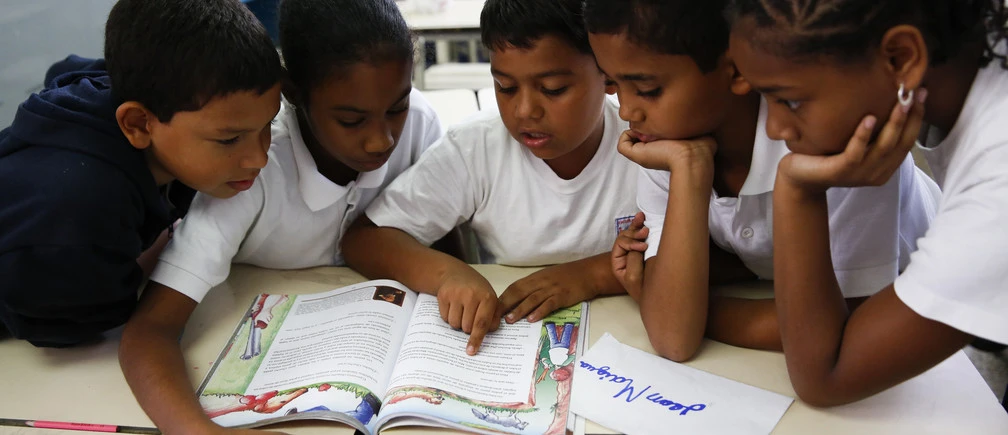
616,73 -> 658,82
534,69 -> 575,78
331,105 -> 368,114
490,68 -> 512,78
489,68 -> 575,79
750,84 -> 793,94
330,87 -> 412,113
216,127 -> 255,134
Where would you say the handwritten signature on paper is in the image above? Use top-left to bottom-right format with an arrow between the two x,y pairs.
579,361 -> 707,416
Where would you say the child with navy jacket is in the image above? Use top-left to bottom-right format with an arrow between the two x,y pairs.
0,0 -> 283,347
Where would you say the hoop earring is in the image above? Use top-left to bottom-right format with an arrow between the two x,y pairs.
898,83 -> 915,107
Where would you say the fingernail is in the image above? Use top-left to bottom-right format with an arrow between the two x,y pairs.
901,100 -> 912,114
506,313 -> 515,322
864,116 -> 876,130
467,345 -> 475,355
917,88 -> 928,104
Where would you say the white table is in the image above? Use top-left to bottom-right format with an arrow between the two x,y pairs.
1,265 -> 1007,434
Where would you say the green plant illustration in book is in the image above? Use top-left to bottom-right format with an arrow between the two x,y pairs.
194,286 -> 585,435
203,294 -> 295,394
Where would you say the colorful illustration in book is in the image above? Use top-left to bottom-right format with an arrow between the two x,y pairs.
203,381 -> 378,425
535,320 -> 577,434
384,307 -> 581,435
471,408 -> 529,430
241,294 -> 289,360
372,286 -> 406,307
201,388 -> 308,418
201,294 -> 295,396
545,322 -> 575,366
290,391 -> 382,425
346,392 -> 382,424
468,320 -> 576,431
386,388 -> 445,405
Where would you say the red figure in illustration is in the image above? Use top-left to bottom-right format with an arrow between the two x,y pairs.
202,388 -> 308,418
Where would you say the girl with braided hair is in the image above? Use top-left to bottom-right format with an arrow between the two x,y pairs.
727,0 -> 1008,406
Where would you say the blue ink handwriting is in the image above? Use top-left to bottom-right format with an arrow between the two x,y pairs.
579,360 -> 707,416
579,361 -> 631,384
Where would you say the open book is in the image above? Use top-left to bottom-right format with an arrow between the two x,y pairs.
196,279 -> 587,435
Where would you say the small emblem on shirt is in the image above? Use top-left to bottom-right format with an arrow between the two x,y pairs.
614,215 -> 635,236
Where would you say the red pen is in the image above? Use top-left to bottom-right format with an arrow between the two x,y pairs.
29,421 -> 117,432
0,418 -> 160,434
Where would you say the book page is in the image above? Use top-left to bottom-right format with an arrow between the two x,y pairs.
384,294 -> 541,403
197,280 -> 416,429
377,302 -> 586,435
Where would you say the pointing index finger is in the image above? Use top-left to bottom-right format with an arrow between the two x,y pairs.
466,299 -> 498,355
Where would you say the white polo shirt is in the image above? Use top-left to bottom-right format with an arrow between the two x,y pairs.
366,98 -> 638,266
895,62 -> 1008,344
151,89 -> 443,303
639,99 -> 940,298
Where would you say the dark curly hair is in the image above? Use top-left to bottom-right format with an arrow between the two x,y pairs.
104,0 -> 282,122
279,0 -> 413,102
481,0 -> 593,55
584,0 -> 730,73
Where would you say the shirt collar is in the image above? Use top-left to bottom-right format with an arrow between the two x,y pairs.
738,98 -> 791,196
356,161 -> 388,189
281,103 -> 393,211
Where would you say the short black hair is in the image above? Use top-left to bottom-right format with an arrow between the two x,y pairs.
583,0 -> 729,73
104,0 -> 282,123
481,0 -> 592,55
279,0 -> 413,101
726,0 -> 1007,68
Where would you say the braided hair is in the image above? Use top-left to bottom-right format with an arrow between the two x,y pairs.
725,0 -> 1007,68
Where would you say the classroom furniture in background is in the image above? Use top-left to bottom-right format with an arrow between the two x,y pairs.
397,0 -> 489,90
419,89 -> 480,129
422,62 -> 493,91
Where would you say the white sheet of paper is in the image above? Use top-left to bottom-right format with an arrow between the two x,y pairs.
571,333 -> 793,435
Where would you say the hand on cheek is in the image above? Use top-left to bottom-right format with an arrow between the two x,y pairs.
779,88 -> 928,193
617,130 -> 718,174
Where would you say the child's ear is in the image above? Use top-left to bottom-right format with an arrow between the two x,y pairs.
281,73 -> 302,108
726,58 -> 752,96
880,24 -> 928,91
604,79 -> 617,95
115,102 -> 154,150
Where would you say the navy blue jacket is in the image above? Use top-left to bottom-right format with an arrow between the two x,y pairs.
0,56 -> 191,347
